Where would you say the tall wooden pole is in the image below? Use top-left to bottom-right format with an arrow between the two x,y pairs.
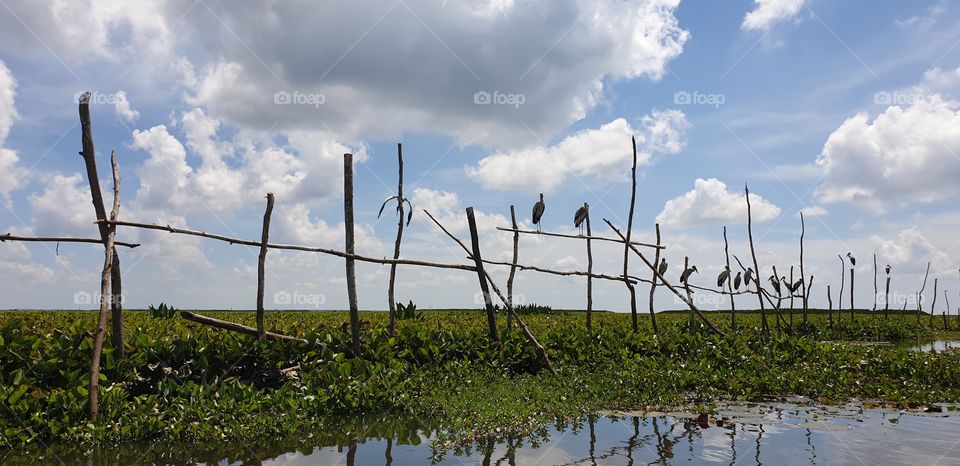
799,212 -> 808,313
837,255 -> 845,321
884,270 -> 891,318
584,204 -> 593,334
624,136 -> 639,332
344,153 -> 361,356
683,256 -> 693,331
78,92 -> 124,358
745,184 -> 768,334
723,226 -> 735,328
648,223 -> 661,334
256,193 -> 275,340
466,207 -> 500,342
89,151 -> 120,420
872,253 -> 878,312
827,285 -> 833,326
507,205 -> 519,331
387,143 -> 407,336
849,264 -> 855,321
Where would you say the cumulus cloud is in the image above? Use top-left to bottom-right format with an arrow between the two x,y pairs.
871,228 -> 952,275
742,0 -> 807,31
0,60 -> 23,206
798,205 -> 828,217
114,91 -> 139,123
656,178 -> 781,227
27,174 -> 95,236
816,69 -> 960,212
176,0 -> 688,146
466,110 -> 690,192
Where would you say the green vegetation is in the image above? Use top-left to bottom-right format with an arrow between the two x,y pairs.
1,309 -> 959,450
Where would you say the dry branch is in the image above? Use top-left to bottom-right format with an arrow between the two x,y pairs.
181,311 -> 310,345
466,207 -> 499,342
256,193 -> 275,340
624,136 -> 639,332
584,204 -> 594,334
0,234 -> 139,248
507,205 -> 519,331
723,226 -> 735,328
648,223 -> 662,334
344,154 -> 360,356
386,143 -> 407,335
494,227 -> 664,249
745,184 -> 768,334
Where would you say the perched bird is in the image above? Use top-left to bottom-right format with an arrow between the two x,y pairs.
680,265 -> 698,284
790,278 -> 803,294
733,271 -> 742,291
717,266 -> 730,288
744,268 -> 754,287
532,193 -> 546,233
658,258 -> 668,276
573,203 -> 589,236
847,252 -> 856,266
885,264 -> 891,274
769,275 -> 782,295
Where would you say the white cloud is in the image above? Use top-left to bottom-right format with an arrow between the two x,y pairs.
871,228 -> 952,275
798,205 -> 827,217
114,90 -> 139,123
742,0 -> 807,31
0,60 -> 23,206
466,110 -> 690,192
656,178 -> 781,227
27,174 -> 95,236
815,70 -> 960,212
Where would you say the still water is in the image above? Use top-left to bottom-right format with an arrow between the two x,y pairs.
7,403 -> 959,465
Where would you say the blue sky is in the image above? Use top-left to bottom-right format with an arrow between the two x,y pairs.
1,0 -> 960,312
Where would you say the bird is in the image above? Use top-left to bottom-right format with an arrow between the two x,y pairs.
532,193 -> 546,233
885,264 -> 891,274
790,278 -> 803,294
744,268 -> 754,287
847,252 -> 856,266
658,258 -> 668,276
573,203 -> 589,236
769,275 -> 782,295
717,266 -> 730,288
680,265 -> 698,284
733,271 -> 742,291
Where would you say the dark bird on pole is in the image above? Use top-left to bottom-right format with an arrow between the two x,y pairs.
790,278 -> 803,294
744,268 -> 754,287
885,264 -> 891,274
532,193 -> 546,233
717,266 -> 730,288
658,258 -> 668,276
847,252 -> 856,266
733,271 -> 742,291
680,265 -> 698,284
573,203 -> 589,236
769,275 -> 782,295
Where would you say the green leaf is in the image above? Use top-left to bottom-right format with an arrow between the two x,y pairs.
7,384 -> 28,405
76,385 -> 89,396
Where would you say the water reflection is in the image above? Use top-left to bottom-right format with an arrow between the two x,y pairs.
907,339 -> 960,352
5,403 -> 959,465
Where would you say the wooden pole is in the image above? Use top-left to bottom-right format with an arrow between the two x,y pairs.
827,285 -> 833,326
584,203 -> 593,334
932,278 -> 939,323
343,153 -> 360,356
788,265 -> 795,325
181,311 -> 311,345
78,92 -> 124,358
495,227 -> 664,249
723,226 -> 735,328
648,223 -> 662,334
88,151 -> 120,420
872,253 -> 878,313
387,143 -> 407,336
0,234 -> 139,248
745,184 -> 768,334
507,206 -> 519,331
683,256 -> 693,331
466,207 -> 500,342
837,255 -> 845,320
884,272 -> 891,318
919,261 -> 931,317
849,264 -> 855,321
256,193 -> 275,340
800,212 -> 808,315
624,136 -> 639,332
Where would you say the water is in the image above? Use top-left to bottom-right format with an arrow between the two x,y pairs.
5,403 -> 959,465
907,339 -> 960,352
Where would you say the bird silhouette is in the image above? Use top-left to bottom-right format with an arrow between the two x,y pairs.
717,266 -> 730,288
532,193 -> 546,233
790,278 -> 803,294
744,268 -> 754,287
658,258 -> 668,277
885,264 -> 891,274
847,252 -> 856,266
733,271 -> 742,291
769,275 -> 782,295
573,203 -> 589,236
681,265 -> 698,284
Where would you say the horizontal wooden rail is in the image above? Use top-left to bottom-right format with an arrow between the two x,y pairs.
495,227 -> 664,249
1,233 -> 140,249
181,311 -> 311,345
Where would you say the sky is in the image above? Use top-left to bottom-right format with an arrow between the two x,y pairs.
1,0 -> 960,313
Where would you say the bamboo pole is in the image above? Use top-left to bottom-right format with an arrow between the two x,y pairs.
604,219 -> 723,335
507,205 -> 519,331
88,151 -> 120,420
494,227 -> 663,249
649,223 -> 662,334
424,208 -> 554,372
584,203 -> 593,334
100,220 -> 476,271
466,207 -> 499,342
256,193 -> 275,340
386,143 -> 407,336
344,153 -> 360,356
624,136 -> 639,332
79,92 -> 124,358
0,234 -> 139,248
745,184 -> 768,334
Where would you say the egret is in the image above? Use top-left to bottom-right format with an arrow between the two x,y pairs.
847,252 -> 856,266
885,264 -> 891,274
744,268 -> 754,287
658,258 -> 668,276
680,265 -> 698,284
733,271 -> 742,291
532,193 -> 546,233
769,275 -> 782,295
717,266 -> 730,288
573,203 -> 589,236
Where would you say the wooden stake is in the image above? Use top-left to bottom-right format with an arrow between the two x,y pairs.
88,151 -> 120,420
849,264 -> 855,321
932,278 -> 939,322
386,143 -> 407,336
919,261 -> 931,317
584,204 -> 593,334
683,256 -> 693,331
723,225 -> 735,328
507,205 -> 519,331
788,265 -> 795,325
872,253 -> 878,312
624,136 -> 639,332
745,184 -> 768,334
181,311 -> 311,345
837,255 -> 845,321
0,234 -> 139,248
649,223 -> 662,334
344,153 -> 360,356
800,212 -> 808,314
78,92 -> 124,358
256,193 -> 275,340
494,227 -> 663,249
827,284 -> 833,326
466,207 -> 499,342
884,273 -> 891,318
